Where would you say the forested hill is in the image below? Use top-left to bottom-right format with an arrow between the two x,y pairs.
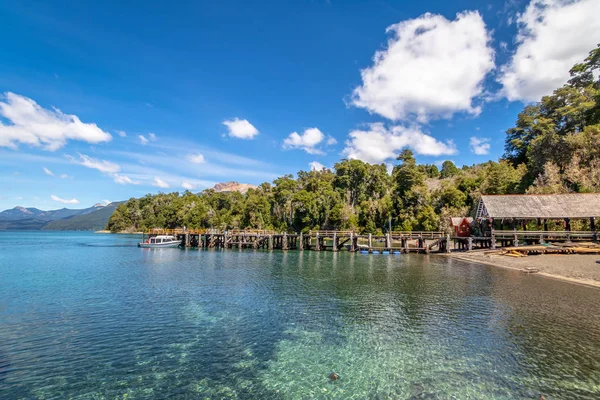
107,45 -> 600,234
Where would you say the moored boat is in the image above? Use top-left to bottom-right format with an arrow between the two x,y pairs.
138,235 -> 181,248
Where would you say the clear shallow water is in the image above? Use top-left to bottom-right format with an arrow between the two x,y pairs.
1,232 -> 599,399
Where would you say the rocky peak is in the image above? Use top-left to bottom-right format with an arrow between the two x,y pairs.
212,181 -> 258,194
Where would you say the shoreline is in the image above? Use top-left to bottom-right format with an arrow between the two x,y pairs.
450,251 -> 600,289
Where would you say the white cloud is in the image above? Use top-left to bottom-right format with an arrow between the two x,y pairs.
102,199 -> 111,205
116,130 -> 127,137
187,153 -> 205,164
113,174 -> 139,185
343,123 -> 457,164
43,167 -> 55,176
469,136 -> 491,155
0,92 -> 112,150
326,136 -> 337,145
223,118 -> 259,139
138,133 -> 156,145
350,11 -> 494,122
153,177 -> 170,188
67,153 -> 120,174
59,174 -> 70,179
50,194 -> 79,205
182,181 -> 196,190
309,161 -> 326,171
499,0 -> 600,102
283,128 -> 326,155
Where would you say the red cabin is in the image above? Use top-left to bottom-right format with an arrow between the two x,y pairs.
450,217 -> 473,237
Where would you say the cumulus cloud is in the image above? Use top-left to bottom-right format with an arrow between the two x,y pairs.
43,167 -> 55,176
113,174 -> 139,185
50,194 -> 79,205
223,118 -> 259,139
182,181 -> 196,190
67,153 -> 120,174
309,161 -> 326,171
0,92 -> 112,150
153,177 -> 170,188
343,123 -> 457,164
469,136 -> 491,155
187,153 -> 205,164
283,128 -> 327,155
138,135 -> 149,145
498,0 -> 600,102
350,11 -> 494,122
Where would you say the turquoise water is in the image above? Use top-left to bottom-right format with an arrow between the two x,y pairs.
1,232 -> 599,399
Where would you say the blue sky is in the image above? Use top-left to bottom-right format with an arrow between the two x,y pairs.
1,0 -> 599,210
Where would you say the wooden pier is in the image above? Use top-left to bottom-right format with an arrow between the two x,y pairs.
142,229 -> 451,253
142,227 -> 599,254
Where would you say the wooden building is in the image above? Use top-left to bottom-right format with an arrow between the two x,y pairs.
475,193 -> 600,231
450,217 -> 473,237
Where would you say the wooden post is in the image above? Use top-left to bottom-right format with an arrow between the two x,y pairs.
185,233 -> 190,247
268,235 -> 273,250
349,232 -> 355,252
513,231 -> 519,247
283,232 -> 288,250
332,233 -> 338,252
565,218 -> 571,232
385,233 -> 391,250
467,237 -> 473,251
299,232 -> 303,250
446,234 -> 451,253
403,238 -> 409,253
315,232 -> 320,251
368,233 -> 372,250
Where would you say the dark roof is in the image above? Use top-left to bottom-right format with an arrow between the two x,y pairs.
477,194 -> 600,219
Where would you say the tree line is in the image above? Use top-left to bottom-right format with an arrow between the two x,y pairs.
107,45 -> 600,234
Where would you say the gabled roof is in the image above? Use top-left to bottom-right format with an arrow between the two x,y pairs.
478,194 -> 600,219
450,217 -> 473,226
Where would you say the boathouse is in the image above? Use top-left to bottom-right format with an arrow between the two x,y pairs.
476,193 -> 600,231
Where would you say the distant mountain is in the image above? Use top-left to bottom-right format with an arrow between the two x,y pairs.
0,203 -> 122,231
42,202 -> 122,231
212,181 -> 257,194
0,206 -> 45,220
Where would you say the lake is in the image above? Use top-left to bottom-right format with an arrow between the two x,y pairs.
1,231 -> 599,399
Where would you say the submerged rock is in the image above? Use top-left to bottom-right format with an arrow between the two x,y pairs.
328,372 -> 339,381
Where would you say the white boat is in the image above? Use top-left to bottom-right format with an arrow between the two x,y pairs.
138,235 -> 181,248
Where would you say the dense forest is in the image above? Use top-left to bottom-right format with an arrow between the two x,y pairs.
107,45 -> 600,234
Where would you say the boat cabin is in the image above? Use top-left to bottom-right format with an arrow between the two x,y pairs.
148,235 -> 177,244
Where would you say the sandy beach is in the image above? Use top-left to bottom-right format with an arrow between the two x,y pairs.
452,250 -> 600,289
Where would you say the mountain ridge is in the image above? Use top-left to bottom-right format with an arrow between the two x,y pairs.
0,203 -> 121,231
